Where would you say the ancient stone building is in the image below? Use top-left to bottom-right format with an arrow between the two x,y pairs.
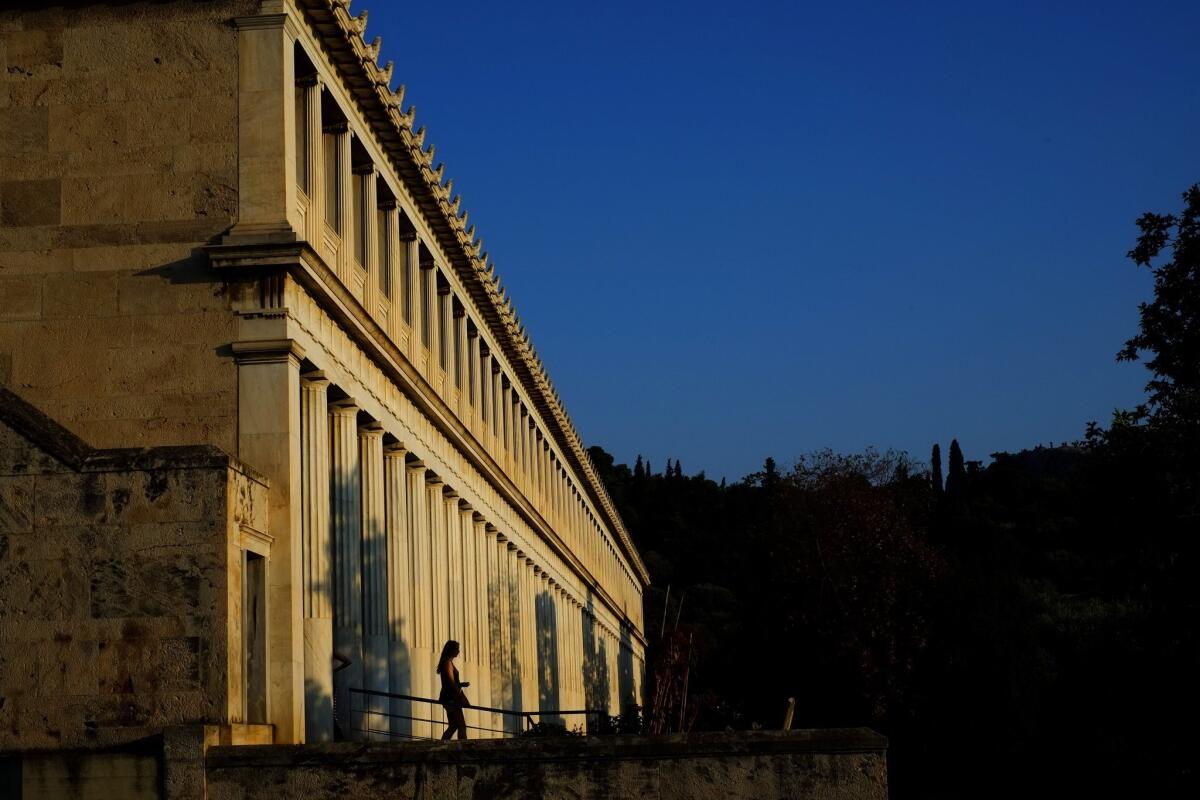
0,0 -> 648,755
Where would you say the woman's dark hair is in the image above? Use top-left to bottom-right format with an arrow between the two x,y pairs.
436,639 -> 460,675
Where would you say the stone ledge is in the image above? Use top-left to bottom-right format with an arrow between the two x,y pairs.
205,728 -> 887,768
0,386 -> 267,484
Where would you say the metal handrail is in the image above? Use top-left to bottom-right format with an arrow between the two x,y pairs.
346,687 -> 605,741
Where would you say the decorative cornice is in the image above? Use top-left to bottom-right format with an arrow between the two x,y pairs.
290,0 -> 648,586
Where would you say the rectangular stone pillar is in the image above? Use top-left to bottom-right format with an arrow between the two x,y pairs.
300,372 -> 333,743
359,422 -> 388,740
230,12 -> 300,242
233,339 -> 304,743
329,399 -> 362,740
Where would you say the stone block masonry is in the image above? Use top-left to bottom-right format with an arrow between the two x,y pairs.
0,0 -> 257,454
0,387 -> 269,751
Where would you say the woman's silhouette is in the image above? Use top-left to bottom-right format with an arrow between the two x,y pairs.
436,639 -> 470,740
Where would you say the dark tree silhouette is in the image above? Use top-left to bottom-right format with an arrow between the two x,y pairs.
930,443 -> 943,495
945,439 -> 965,504
1118,183 -> 1200,428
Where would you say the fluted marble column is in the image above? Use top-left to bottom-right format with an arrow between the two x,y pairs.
329,399 -> 362,739
427,477 -> 448,660
519,552 -> 539,714
505,542 -> 522,731
457,503 -> 478,732
407,461 -> 433,737
487,529 -> 508,728
471,516 -> 495,736
384,444 -> 413,737
359,422 -> 388,740
300,77 -> 325,245
301,373 -> 333,742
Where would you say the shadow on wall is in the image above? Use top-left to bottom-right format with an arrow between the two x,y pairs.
618,622 -> 636,716
535,589 -> 561,724
507,560 -> 524,734
582,591 -> 610,729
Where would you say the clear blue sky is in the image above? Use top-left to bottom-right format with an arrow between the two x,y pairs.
365,0 -> 1200,481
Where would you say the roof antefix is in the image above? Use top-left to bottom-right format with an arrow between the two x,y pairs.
295,0 -> 649,585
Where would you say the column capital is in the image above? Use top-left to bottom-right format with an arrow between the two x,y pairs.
443,486 -> 459,499
378,198 -> 397,211
232,338 -> 305,366
425,474 -> 444,487
399,230 -> 418,242
358,421 -> 385,437
405,458 -> 425,472
300,369 -> 329,388
323,120 -> 349,135
458,501 -> 473,513
383,443 -> 408,457
328,398 -> 359,418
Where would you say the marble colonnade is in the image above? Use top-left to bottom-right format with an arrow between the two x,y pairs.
299,373 -> 637,741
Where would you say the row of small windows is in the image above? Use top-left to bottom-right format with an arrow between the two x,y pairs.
294,46 -> 640,615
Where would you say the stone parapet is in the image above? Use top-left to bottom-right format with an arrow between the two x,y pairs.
202,729 -> 888,799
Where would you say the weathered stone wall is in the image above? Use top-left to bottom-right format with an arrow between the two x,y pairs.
0,0 -> 255,451
202,730 -> 888,800
0,387 -> 268,750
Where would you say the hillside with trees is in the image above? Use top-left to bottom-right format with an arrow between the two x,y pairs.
596,184 -> 1200,798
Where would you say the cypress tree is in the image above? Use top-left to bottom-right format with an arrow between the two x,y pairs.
946,439 -> 966,503
634,455 -> 645,480
931,443 -> 944,494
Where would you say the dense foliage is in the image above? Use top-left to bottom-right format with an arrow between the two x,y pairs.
592,185 -> 1200,798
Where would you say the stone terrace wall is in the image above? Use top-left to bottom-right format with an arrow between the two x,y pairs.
0,387 -> 267,750
0,0 -> 256,452
203,730 -> 888,800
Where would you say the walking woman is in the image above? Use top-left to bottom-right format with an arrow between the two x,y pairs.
436,639 -> 471,740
